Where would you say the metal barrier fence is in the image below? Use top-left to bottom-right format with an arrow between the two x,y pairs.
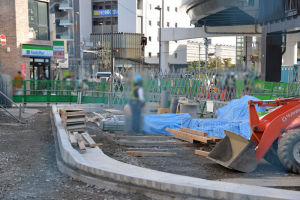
0,74 -> 12,106
11,69 -> 300,105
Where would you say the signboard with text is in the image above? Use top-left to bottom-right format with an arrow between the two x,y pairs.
22,44 -> 53,58
21,64 -> 26,78
53,40 -> 65,59
93,8 -> 118,17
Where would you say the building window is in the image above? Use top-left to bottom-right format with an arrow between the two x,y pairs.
167,22 -> 170,27
175,53 -> 178,59
175,22 -> 178,28
175,7 -> 178,12
248,0 -> 254,6
149,20 -> 152,26
137,0 -> 143,9
167,6 -> 170,11
149,52 -> 152,57
28,0 -> 49,40
149,36 -> 152,42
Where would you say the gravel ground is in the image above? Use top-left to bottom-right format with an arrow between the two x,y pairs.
0,109 -> 150,200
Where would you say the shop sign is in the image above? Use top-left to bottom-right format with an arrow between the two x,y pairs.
53,40 -> 65,59
21,64 -> 26,78
22,44 -> 53,58
93,8 -> 118,17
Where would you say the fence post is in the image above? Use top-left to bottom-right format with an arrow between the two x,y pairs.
23,80 -> 27,106
47,80 -> 50,106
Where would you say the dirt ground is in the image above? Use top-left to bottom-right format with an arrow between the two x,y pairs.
1,108 -> 299,200
0,109 -> 150,200
87,121 -> 299,181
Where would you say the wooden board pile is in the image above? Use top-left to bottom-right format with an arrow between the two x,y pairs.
59,108 -> 102,152
60,108 -> 86,132
166,127 -> 222,157
67,131 -> 102,152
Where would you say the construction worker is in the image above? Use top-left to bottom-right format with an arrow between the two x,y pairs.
13,71 -> 24,95
129,75 -> 145,134
225,73 -> 236,100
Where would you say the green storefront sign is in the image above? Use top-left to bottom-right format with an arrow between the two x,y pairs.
22,44 -> 53,58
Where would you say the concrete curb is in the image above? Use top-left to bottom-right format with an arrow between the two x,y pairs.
52,105 -> 300,200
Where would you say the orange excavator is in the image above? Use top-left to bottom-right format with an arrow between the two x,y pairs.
208,97 -> 300,173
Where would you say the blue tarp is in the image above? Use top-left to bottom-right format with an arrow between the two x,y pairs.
143,96 -> 266,138
143,113 -> 192,135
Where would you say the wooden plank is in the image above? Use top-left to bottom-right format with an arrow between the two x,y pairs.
166,128 -> 212,144
194,150 -> 210,157
157,108 -> 170,114
208,136 -> 222,143
66,124 -> 86,130
62,111 -> 86,117
74,132 -> 86,152
125,151 -> 176,157
180,128 -> 207,137
81,132 -> 97,148
67,132 -> 77,146
63,108 -> 84,112
166,128 -> 194,143
65,118 -> 86,123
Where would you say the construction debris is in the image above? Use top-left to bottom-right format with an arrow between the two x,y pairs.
60,108 -> 86,132
81,132 -> 97,147
73,132 -> 86,152
194,150 -> 210,157
166,128 -> 221,144
125,151 -> 177,157
100,115 -> 125,131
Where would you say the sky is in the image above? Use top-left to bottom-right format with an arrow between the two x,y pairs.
211,36 -> 236,46
191,36 -> 237,46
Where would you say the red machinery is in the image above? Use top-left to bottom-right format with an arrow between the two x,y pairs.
208,97 -> 300,173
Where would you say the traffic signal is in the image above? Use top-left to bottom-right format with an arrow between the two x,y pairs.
113,49 -> 119,53
141,36 -> 147,46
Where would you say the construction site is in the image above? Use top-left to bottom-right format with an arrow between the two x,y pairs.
0,0 -> 300,199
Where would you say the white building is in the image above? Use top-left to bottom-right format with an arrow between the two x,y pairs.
111,0 -> 193,65
186,41 -> 236,64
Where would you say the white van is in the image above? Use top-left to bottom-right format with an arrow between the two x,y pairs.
95,72 -> 124,82
95,72 -> 111,82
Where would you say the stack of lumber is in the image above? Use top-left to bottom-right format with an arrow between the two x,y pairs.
165,127 -> 222,144
67,131 -> 102,152
60,108 -> 86,132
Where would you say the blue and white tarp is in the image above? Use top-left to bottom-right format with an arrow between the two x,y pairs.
143,113 -> 192,135
143,96 -> 266,138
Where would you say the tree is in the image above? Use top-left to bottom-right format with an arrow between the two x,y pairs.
208,57 -> 223,68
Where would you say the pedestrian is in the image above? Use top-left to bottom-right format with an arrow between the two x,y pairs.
13,71 -> 24,95
129,75 -> 145,134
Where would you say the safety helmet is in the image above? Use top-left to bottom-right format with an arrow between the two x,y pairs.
134,75 -> 142,83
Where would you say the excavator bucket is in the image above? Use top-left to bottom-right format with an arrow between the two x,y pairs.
207,130 -> 258,173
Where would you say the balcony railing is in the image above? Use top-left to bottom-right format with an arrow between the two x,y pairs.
285,0 -> 300,16
59,0 -> 73,10
59,18 -> 73,26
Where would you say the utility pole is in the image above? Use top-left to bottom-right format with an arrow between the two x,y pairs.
198,42 -> 201,78
162,0 -> 164,28
99,22 -> 104,71
204,38 -> 208,69
155,6 -> 162,72
110,0 -> 114,77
